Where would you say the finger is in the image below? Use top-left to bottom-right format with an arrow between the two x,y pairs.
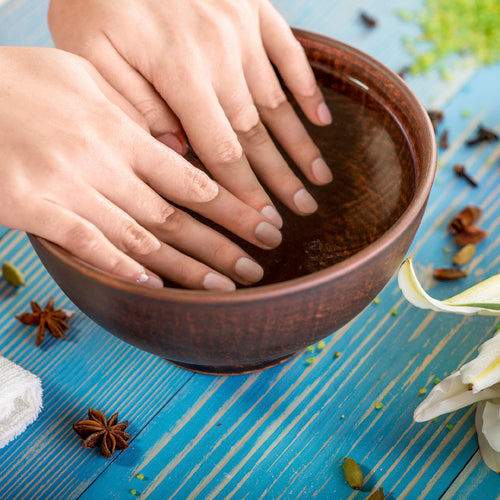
82,58 -> 150,133
134,206 -> 264,286
215,65 -> 308,217
187,184 -> 282,250
85,167 -> 265,284
63,184 -> 163,258
244,47 -> 333,189
152,73 -> 282,226
101,155 -> 281,252
259,1 -> 332,127
29,198 -> 163,288
131,135 -> 220,204
85,37 -> 188,155
131,242 -> 238,291
54,183 -> 239,291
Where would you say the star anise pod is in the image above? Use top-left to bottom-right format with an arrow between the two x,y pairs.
73,408 -> 131,458
16,297 -> 72,346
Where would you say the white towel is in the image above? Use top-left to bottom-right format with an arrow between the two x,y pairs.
0,356 -> 43,448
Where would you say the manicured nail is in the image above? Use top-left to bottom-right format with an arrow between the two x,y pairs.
135,271 -> 164,288
203,272 -> 236,291
157,133 -> 188,155
293,188 -> 318,214
311,158 -> 333,184
254,221 -> 282,248
234,257 -> 264,284
317,102 -> 332,125
261,205 -> 283,229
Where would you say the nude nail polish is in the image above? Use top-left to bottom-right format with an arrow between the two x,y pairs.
312,158 -> 333,184
203,273 -> 236,291
254,221 -> 282,248
234,257 -> 264,284
261,205 -> 283,229
136,271 -> 164,288
293,189 -> 318,214
317,102 -> 332,125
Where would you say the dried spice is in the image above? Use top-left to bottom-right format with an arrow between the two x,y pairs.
360,12 -> 378,27
343,457 -> 364,489
466,125 -> 499,146
456,225 -> 487,247
73,408 -> 131,458
433,268 -> 467,281
427,110 -> 444,130
452,243 -> 476,265
16,297 -> 73,346
448,206 -> 482,234
439,129 -> 449,149
1,261 -> 26,287
453,164 -> 478,187
367,487 -> 385,500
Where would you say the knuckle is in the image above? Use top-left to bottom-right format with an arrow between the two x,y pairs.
155,209 -> 187,240
239,120 -> 269,148
147,203 -> 176,229
175,260 -> 195,285
134,98 -> 168,131
62,221 -> 103,256
120,221 -> 160,257
259,87 -> 287,112
208,240 -> 233,264
229,103 -> 260,134
212,134 -> 243,166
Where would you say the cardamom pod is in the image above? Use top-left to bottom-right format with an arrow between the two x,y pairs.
367,487 -> 385,500
343,457 -> 363,489
2,261 -> 26,287
433,268 -> 467,281
452,243 -> 476,266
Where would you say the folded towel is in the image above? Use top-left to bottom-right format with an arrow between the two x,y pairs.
0,356 -> 43,448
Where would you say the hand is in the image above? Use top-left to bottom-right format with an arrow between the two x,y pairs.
0,47 -> 282,290
48,0 -> 333,224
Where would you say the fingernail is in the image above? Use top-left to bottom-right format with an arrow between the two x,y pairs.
203,272 -> 236,291
293,188 -> 318,214
261,205 -> 283,229
135,270 -> 164,288
234,257 -> 264,284
157,133 -> 188,155
254,221 -> 282,248
311,157 -> 333,184
317,102 -> 332,125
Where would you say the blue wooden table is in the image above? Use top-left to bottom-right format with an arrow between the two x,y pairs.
1,0 -> 500,498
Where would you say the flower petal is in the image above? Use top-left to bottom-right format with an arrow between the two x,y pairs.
414,372 -> 500,422
476,401 -> 500,473
460,334 -> 500,392
481,401 -> 500,452
398,258 -> 500,315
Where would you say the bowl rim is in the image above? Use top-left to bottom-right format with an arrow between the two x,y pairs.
33,30 -> 436,305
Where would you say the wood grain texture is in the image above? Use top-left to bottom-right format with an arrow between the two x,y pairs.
1,0 -> 500,498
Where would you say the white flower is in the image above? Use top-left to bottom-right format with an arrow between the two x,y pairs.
398,258 -> 500,472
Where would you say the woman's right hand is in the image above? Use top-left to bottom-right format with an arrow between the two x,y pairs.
0,47 -> 282,291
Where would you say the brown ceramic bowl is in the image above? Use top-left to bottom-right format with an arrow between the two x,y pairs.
29,30 -> 436,374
